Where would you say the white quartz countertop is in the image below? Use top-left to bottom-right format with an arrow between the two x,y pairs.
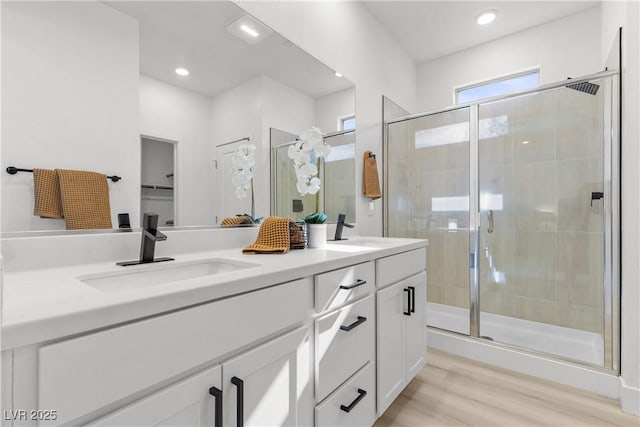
1,236 -> 426,350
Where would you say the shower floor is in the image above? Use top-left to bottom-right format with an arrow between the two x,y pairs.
427,302 -> 604,367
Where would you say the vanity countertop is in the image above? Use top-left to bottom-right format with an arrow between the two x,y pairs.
1,236 -> 427,350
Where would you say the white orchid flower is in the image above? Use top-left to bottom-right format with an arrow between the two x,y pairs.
306,177 -> 321,195
235,188 -> 247,199
231,142 -> 256,200
314,143 -> 331,158
300,162 -> 318,177
288,127 -> 331,195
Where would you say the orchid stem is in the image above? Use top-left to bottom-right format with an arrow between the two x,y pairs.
315,158 -> 321,213
250,178 -> 255,219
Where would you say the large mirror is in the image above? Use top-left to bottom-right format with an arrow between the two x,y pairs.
1,1 -> 355,233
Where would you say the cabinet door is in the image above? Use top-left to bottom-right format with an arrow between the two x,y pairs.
89,365 -> 222,426
376,281 -> 407,415
405,272 -> 427,380
222,327 -> 312,427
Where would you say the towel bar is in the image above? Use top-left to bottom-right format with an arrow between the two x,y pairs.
6,166 -> 121,182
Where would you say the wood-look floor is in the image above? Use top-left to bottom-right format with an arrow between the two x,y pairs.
374,349 -> 639,427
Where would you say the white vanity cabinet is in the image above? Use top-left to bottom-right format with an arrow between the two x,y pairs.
375,249 -> 427,416
11,278 -> 313,426
313,262 -> 376,427
89,326 -> 312,427
2,237 -> 428,427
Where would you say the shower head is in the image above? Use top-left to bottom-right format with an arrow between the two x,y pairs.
566,79 -> 600,95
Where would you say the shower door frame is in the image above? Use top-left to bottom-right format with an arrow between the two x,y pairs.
384,69 -> 620,373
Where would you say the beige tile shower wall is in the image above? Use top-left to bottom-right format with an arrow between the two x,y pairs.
324,160 -> 355,220
411,109 -> 471,310
387,120 -> 412,238
478,87 -> 605,334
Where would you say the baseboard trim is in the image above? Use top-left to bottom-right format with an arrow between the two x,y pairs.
620,377 -> 640,415
427,328 -> 620,399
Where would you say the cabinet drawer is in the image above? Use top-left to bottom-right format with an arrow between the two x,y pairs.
376,247 -> 426,289
315,261 -> 374,312
38,278 -> 312,425
316,295 -> 374,402
316,362 -> 375,427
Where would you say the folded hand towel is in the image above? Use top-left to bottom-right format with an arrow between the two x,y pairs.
243,216 -> 291,254
363,151 -> 381,200
56,169 -> 113,230
33,168 -> 63,218
221,215 -> 250,226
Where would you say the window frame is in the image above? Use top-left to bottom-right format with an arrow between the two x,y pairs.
338,114 -> 356,131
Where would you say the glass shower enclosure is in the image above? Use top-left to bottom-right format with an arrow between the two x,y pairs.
385,71 -> 619,371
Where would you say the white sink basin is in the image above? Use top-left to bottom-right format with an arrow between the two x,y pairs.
78,259 -> 260,292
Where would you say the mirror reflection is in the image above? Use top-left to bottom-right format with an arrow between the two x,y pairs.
1,1 -> 355,233
271,129 -> 356,222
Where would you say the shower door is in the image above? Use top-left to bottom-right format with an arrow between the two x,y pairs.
477,78 -> 611,367
385,72 -> 618,370
387,107 -> 472,335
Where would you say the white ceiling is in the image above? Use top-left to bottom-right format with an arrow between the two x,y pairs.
105,1 -> 354,98
106,1 -> 599,98
362,1 -> 599,64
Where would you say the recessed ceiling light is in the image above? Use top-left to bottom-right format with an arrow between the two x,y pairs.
175,67 -> 189,76
335,71 -> 343,78
240,24 -> 259,38
476,10 -> 497,25
522,140 -> 530,144
226,14 -> 273,45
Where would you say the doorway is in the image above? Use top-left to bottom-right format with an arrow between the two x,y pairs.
140,136 -> 176,227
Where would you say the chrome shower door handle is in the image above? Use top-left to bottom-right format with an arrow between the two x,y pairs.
487,209 -> 494,234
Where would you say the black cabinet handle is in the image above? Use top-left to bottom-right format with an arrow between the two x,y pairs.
208,386 -> 223,427
409,286 -> 416,313
339,279 -> 367,290
403,288 -> 411,316
340,316 -> 367,332
231,377 -> 244,427
340,388 -> 367,413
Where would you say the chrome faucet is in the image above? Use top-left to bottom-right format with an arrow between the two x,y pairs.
117,213 -> 174,266
334,213 -> 354,241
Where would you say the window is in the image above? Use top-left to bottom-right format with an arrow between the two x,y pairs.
340,115 -> 356,131
455,69 -> 539,104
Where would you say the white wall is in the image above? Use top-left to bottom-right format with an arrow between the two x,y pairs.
601,0 -> 640,416
234,0 -> 417,236
139,75 -> 214,227
417,6 -> 602,112
1,2 -> 139,231
316,88 -> 356,133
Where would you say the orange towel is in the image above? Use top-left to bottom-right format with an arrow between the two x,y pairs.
33,168 -> 64,218
363,151 -> 381,200
221,215 -> 250,226
243,217 -> 291,254
56,169 -> 113,230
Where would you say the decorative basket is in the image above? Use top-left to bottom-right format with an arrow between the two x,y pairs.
289,221 -> 309,249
